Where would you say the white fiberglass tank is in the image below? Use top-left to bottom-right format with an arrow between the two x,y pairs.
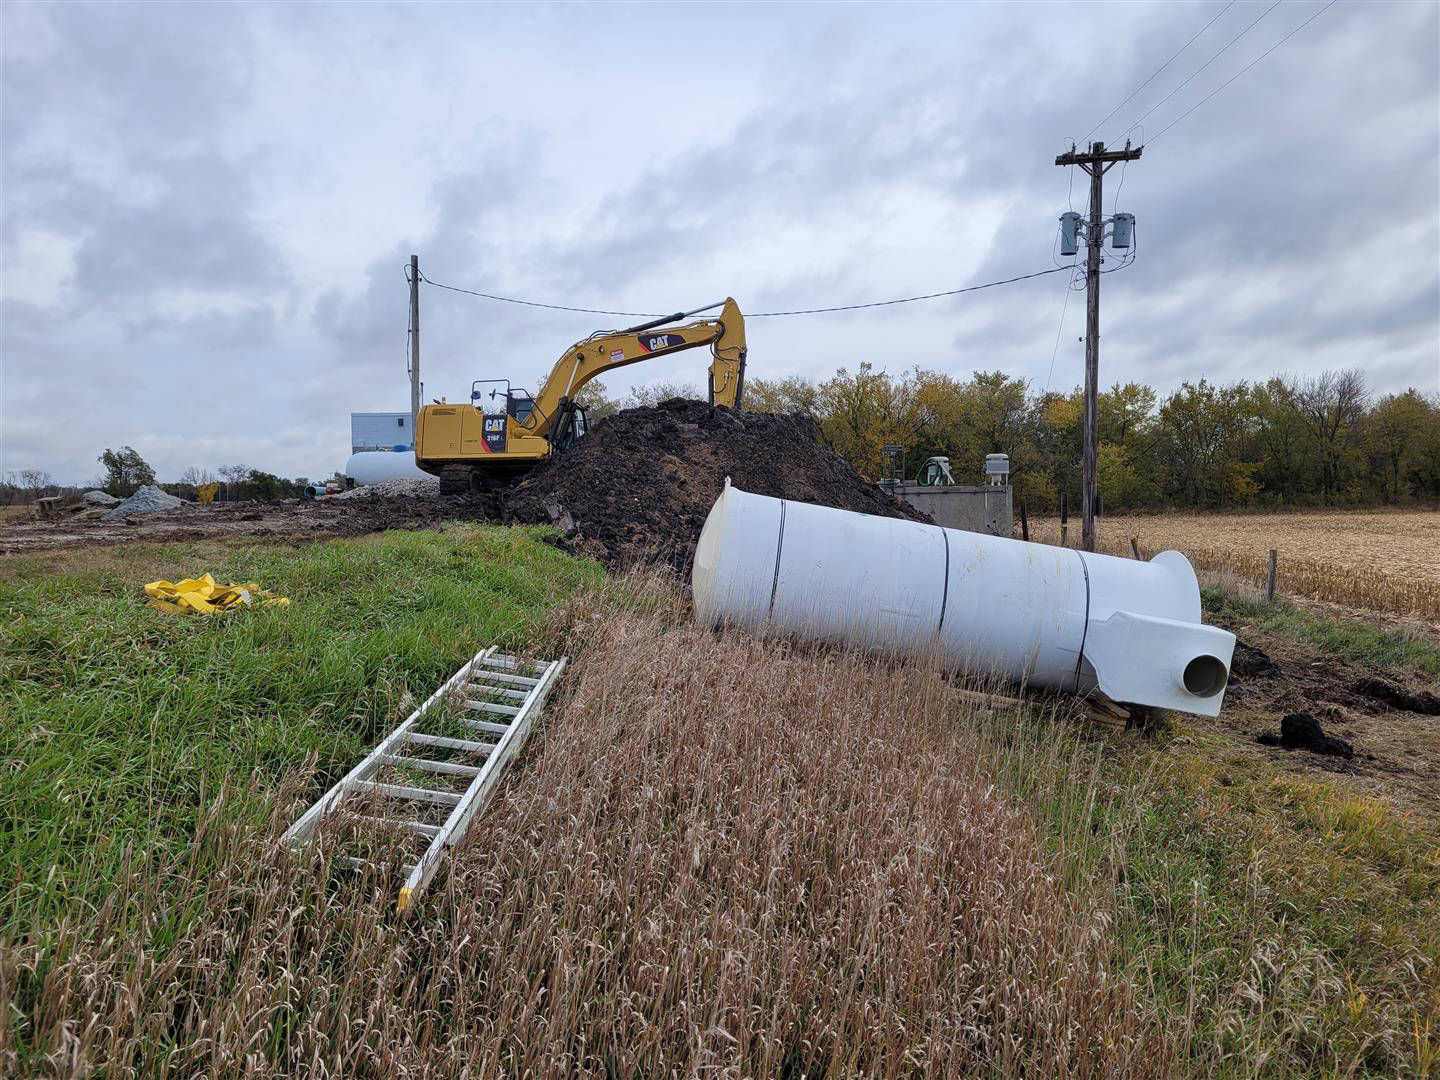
691,482 -> 1235,717
344,451 -> 432,486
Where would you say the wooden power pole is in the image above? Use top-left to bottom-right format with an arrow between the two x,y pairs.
409,254 -> 421,432
1054,141 -> 1141,552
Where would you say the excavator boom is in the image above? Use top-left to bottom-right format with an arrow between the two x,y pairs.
414,297 -> 747,499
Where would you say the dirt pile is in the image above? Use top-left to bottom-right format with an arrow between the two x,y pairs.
501,399 -> 929,569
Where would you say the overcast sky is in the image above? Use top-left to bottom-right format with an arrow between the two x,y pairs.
3,1 -> 1437,483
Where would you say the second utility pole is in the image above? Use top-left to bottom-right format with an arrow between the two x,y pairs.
1054,140 -> 1141,552
409,254 -> 422,432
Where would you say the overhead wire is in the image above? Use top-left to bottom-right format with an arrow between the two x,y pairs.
415,265 -> 1072,320
1082,0 -> 1238,144
1117,0 -> 1284,140
1147,0 -> 1340,144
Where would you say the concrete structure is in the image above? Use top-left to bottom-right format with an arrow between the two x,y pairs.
883,482 -> 1013,537
351,412 -> 413,453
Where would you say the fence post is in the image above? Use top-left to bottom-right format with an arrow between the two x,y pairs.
1018,500 -> 1030,542
1266,549 -> 1278,602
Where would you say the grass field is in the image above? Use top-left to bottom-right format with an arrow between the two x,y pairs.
0,525 -> 601,940
1025,509 -> 1440,620
4,527 -> 1438,1076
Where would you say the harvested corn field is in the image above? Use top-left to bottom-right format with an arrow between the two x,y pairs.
1022,509 -> 1440,619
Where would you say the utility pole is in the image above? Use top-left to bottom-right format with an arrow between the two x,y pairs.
409,254 -> 421,433
1054,141 -> 1141,552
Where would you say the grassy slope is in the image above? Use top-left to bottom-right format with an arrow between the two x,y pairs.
1202,585 -> 1440,679
0,525 -> 600,938
975,588 -> 1440,1076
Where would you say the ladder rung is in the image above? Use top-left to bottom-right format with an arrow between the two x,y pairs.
353,780 -> 462,806
386,755 -> 483,778
461,717 -> 513,736
404,732 -> 494,753
350,815 -> 443,838
465,699 -> 520,716
469,684 -> 528,701
474,669 -> 540,687
482,655 -> 546,673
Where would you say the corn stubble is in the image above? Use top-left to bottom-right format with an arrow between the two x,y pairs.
5,586 -> 1169,1077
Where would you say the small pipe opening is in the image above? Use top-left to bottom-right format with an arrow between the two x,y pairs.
1183,654 -> 1228,697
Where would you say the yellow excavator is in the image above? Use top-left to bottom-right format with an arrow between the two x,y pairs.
415,298 -> 747,499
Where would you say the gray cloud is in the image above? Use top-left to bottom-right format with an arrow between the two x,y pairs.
2,1 -> 1436,484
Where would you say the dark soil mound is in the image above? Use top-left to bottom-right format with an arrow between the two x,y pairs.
1351,676 -> 1440,716
1257,712 -> 1354,758
501,398 -> 929,569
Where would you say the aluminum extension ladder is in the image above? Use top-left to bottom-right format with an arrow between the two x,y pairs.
283,646 -> 567,912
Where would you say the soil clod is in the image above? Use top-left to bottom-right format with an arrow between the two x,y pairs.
1257,712 -> 1355,758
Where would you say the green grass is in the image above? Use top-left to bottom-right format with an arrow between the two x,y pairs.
1202,584 -> 1440,679
0,524 -> 601,939
970,700 -> 1440,1076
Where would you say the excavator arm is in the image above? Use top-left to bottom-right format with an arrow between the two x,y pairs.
528,297 -> 746,447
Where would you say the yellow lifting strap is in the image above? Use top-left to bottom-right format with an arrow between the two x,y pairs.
144,573 -> 290,615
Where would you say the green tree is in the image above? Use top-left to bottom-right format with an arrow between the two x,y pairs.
744,375 -> 820,416
814,363 -> 915,479
1367,389 -> 1435,502
573,379 -> 620,421
98,446 -> 156,497
1152,380 -> 1257,506
246,470 -> 283,501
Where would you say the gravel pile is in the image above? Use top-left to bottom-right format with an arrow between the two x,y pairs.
332,476 -> 440,500
82,490 -> 122,506
104,484 -> 187,520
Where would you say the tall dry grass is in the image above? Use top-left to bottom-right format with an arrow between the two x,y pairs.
4,578 -> 1171,1077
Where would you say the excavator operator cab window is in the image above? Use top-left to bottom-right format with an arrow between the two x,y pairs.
573,408 -> 587,439
507,391 -> 535,424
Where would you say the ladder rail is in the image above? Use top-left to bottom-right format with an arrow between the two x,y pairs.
397,656 -> 568,912
282,645 -> 497,845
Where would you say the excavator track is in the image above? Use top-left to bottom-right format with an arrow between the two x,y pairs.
439,464 -> 478,501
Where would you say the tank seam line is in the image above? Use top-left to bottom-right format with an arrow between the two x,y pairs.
1072,550 -> 1092,693
936,528 -> 951,636
767,500 -> 787,619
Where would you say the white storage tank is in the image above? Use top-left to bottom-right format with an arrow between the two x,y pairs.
692,483 -> 1235,717
344,451 -> 432,486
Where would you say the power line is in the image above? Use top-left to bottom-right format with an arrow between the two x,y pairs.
1120,0 -> 1283,139
415,265 -> 1071,320
418,273 -> 656,317
1043,258 -> 1080,396
1083,0 -> 1237,143
1148,0 -> 1340,144
747,267 -> 1070,316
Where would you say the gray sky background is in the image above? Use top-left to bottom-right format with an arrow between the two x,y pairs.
3,0 -> 1437,483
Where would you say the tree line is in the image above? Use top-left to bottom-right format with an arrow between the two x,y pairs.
739,366 -> 1439,511
586,366 -> 1439,512
0,447 -> 320,506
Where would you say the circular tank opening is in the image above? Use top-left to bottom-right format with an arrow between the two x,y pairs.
1183,654 -> 1228,697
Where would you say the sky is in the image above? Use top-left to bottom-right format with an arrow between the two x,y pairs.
2,0 -> 1437,484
